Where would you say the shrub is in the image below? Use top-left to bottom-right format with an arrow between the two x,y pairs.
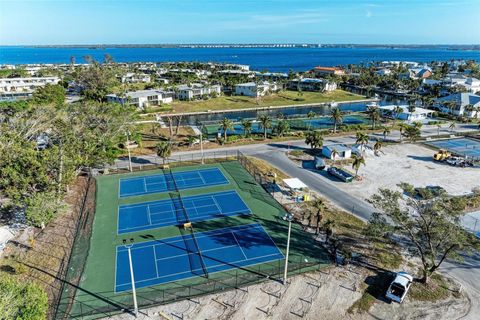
0,273 -> 48,320
25,192 -> 65,228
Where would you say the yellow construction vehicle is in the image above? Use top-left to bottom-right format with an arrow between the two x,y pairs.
433,149 -> 451,161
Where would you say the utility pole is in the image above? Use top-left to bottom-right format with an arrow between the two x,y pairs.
283,213 -> 294,285
123,238 -> 138,317
125,131 -> 133,172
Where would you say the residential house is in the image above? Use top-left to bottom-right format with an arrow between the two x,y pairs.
0,76 -> 61,101
376,68 -> 392,76
175,83 -> 222,100
255,72 -> 288,81
313,66 -> 345,76
106,89 -> 174,109
287,78 -> 337,92
234,82 -> 280,97
378,105 -> 434,122
322,144 -> 352,160
121,73 -> 151,83
408,67 -> 432,79
435,92 -> 480,118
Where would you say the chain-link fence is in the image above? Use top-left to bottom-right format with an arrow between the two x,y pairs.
52,152 -> 329,319
461,212 -> 480,236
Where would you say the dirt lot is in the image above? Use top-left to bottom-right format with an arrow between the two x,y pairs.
334,143 -> 480,201
110,267 -> 469,320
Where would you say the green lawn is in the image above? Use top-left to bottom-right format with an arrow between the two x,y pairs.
63,161 -> 330,318
154,90 -> 365,114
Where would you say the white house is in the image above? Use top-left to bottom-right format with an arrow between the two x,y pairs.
234,82 -> 279,97
287,78 -> 337,92
436,93 -> 480,118
322,144 -> 352,160
175,84 -> 222,100
379,105 -> 435,122
0,76 -> 60,93
121,73 -> 151,83
106,89 -> 174,109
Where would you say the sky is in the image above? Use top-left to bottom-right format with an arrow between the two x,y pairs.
0,0 -> 479,45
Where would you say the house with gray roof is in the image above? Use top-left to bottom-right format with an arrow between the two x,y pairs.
435,92 -> 480,118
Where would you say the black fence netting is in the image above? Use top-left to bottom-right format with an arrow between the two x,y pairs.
52,152 -> 327,319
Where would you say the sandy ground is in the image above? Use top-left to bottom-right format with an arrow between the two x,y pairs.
335,143 -> 480,201
108,266 -> 469,320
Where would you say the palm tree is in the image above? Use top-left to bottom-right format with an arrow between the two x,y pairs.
398,123 -> 408,142
393,105 -> 403,127
330,107 -> 343,133
240,119 -> 253,137
274,120 -> 290,137
449,122 -> 456,133
324,219 -> 336,243
331,148 -> 339,165
383,127 -> 391,140
351,154 -> 366,178
373,139 -> 383,155
311,199 -> 326,235
464,104 -> 475,118
156,141 -> 172,164
305,130 -> 324,150
355,131 -> 369,154
258,115 -> 272,140
307,111 -> 316,130
219,117 -> 234,141
366,106 -> 381,130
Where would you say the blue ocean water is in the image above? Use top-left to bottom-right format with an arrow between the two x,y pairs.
1,46 -> 479,72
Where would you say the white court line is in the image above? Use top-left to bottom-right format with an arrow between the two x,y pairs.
117,223 -> 262,250
198,171 -> 207,184
231,232 -> 248,260
146,204 -> 152,225
116,251 -> 283,288
210,195 -> 223,216
154,244 -> 238,262
152,246 -> 160,278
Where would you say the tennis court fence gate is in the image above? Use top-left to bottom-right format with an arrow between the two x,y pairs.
52,151 -> 325,319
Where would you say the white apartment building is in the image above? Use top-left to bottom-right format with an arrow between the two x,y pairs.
121,73 -> 151,83
106,89 -> 174,109
176,84 -> 222,100
234,82 -> 280,97
0,76 -> 61,93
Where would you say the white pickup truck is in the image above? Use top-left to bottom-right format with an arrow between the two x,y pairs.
385,272 -> 413,303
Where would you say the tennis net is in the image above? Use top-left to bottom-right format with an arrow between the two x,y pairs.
167,168 -> 209,278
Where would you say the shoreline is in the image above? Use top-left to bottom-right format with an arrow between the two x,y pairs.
147,98 -> 378,117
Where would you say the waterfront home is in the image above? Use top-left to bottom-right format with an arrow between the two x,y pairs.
380,61 -> 419,68
286,78 -> 337,92
435,93 -> 480,118
0,76 -> 61,101
255,72 -> 288,81
444,76 -> 480,94
121,73 -> 151,83
313,66 -> 345,76
376,68 -> 392,76
379,105 -> 434,122
106,89 -> 174,109
234,81 -> 280,97
0,76 -> 61,93
322,144 -> 352,160
408,67 -> 432,79
175,83 -> 222,100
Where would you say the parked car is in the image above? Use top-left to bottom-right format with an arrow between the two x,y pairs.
385,272 -> 413,303
327,166 -> 354,182
314,156 -> 326,170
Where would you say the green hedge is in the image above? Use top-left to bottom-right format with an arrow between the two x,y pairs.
0,273 -> 48,320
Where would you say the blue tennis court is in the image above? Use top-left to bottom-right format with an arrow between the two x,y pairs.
119,167 -> 229,198
115,224 -> 284,292
117,190 -> 251,234
427,138 -> 480,158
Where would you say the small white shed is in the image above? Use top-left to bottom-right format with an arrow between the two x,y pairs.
322,144 -> 352,160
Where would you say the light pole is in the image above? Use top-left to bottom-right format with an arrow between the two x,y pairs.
283,212 -> 294,285
123,238 -> 138,317
200,130 -> 204,164
125,131 -> 133,172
